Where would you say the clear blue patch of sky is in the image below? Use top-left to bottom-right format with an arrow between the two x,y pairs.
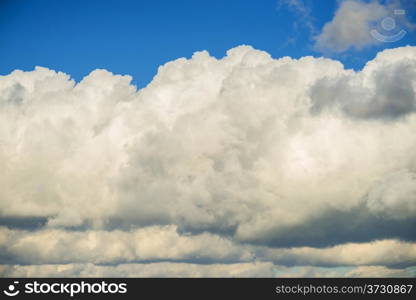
0,0 -> 414,87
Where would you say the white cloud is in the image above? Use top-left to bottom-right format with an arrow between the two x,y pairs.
263,239 -> 416,267
314,0 -> 415,53
0,262 -> 275,278
1,227 -> 415,269
345,265 -> 416,277
0,226 -> 251,265
274,265 -> 416,277
1,263 -> 414,278
367,170 -> 416,219
0,45 -> 415,276
310,46 -> 416,119
315,1 -> 387,52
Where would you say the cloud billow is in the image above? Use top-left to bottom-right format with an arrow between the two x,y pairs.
310,49 -> 416,119
313,0 -> 415,53
0,45 -> 415,277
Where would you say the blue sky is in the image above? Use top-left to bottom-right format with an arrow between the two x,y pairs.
1,0 -> 414,87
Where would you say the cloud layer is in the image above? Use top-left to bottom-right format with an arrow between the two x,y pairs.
314,0 -> 415,53
0,45 -> 415,277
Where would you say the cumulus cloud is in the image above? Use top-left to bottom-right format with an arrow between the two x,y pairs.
310,47 -> 416,119
0,226 -> 251,265
1,263 -> 415,278
1,226 -> 415,268
0,45 -> 415,276
263,239 -> 416,267
314,0 -> 415,53
345,265 -> 416,277
274,265 -> 416,278
0,262 -> 276,278
314,0 -> 387,52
